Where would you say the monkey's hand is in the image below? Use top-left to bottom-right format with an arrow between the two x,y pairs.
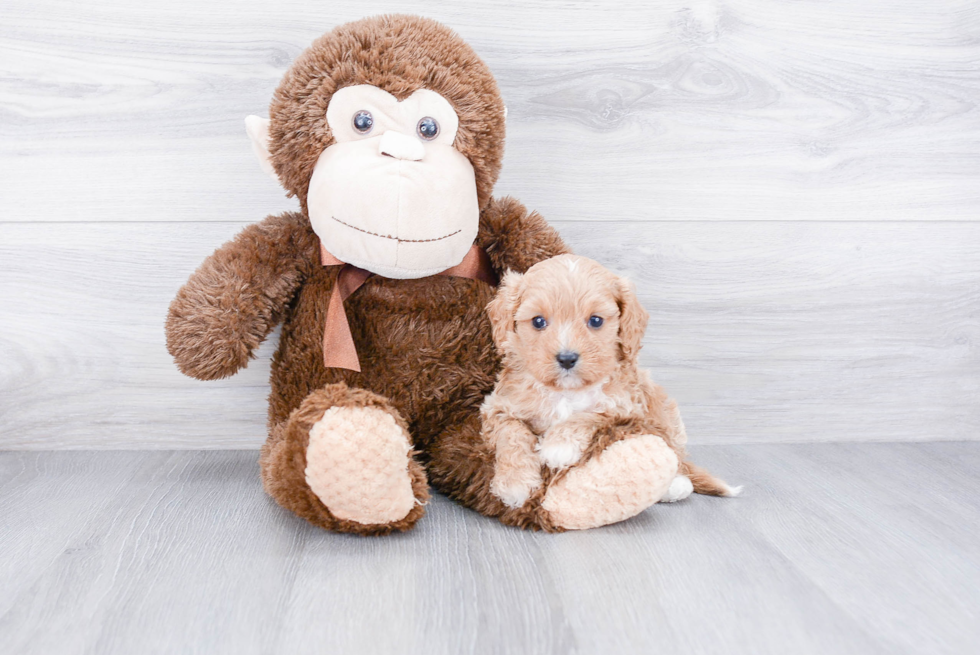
477,196 -> 571,274
165,211 -> 318,380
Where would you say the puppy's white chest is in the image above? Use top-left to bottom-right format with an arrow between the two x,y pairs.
534,384 -> 614,432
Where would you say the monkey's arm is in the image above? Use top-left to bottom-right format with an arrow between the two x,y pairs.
477,196 -> 571,274
165,211 -> 319,380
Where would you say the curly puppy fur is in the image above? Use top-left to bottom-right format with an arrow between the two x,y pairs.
482,255 -> 739,512
166,15 -> 574,534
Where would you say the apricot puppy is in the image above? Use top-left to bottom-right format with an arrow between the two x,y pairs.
482,254 -> 740,509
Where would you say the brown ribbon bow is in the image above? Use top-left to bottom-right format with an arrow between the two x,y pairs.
320,242 -> 499,371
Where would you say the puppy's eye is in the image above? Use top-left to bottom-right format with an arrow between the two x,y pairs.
352,110 -> 374,134
588,315 -> 604,329
417,116 -> 439,140
531,316 -> 548,330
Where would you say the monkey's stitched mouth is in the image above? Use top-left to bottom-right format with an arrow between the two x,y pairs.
331,216 -> 461,243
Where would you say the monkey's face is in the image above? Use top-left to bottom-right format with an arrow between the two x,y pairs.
305,85 -> 479,279
247,16 -> 507,278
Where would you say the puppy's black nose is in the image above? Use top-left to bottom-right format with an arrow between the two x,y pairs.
556,351 -> 580,370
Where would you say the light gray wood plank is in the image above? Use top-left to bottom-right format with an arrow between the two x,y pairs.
687,442 -> 980,654
533,485 -> 893,655
0,221 -> 274,449
1,220 -> 977,448
0,451 -> 299,654
576,221 -> 980,445
0,451 -> 172,627
1,444 -> 977,654
1,0 -> 978,223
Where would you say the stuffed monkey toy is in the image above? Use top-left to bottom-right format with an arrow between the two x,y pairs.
166,15 -> 680,534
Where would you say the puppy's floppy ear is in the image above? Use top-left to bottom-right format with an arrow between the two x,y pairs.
616,275 -> 649,363
487,270 -> 525,350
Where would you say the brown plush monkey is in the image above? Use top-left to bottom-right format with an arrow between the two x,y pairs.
166,15 -> 680,534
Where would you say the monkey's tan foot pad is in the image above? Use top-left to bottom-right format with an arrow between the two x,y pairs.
542,435 -> 679,530
305,406 -> 417,525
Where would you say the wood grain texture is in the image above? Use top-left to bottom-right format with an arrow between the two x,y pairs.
1,444 -> 977,654
1,0 -> 979,223
1,2 -> 978,449
1,220 -> 977,448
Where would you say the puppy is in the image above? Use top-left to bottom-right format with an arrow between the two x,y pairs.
482,254 -> 740,509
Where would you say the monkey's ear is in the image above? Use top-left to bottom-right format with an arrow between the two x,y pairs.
487,270 -> 524,351
244,116 -> 279,183
616,275 -> 649,364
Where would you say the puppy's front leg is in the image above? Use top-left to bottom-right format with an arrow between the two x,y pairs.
485,413 -> 542,509
539,416 -> 599,470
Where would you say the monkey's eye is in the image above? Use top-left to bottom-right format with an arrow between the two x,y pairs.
417,116 -> 439,140
531,316 -> 548,330
588,315 -> 604,329
352,110 -> 374,134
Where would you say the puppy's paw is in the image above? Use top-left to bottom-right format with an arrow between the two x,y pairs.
538,441 -> 584,470
659,475 -> 694,503
491,469 -> 542,508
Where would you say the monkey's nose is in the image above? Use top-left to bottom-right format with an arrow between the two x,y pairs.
379,130 -> 425,161
556,351 -> 580,370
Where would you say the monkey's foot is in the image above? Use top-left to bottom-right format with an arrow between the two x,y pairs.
541,435 -> 678,530
260,384 -> 428,535
305,405 -> 418,526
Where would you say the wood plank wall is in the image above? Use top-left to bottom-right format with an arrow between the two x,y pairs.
1,0 -> 978,448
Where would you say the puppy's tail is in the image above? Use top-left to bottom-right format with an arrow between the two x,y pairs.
679,460 -> 742,498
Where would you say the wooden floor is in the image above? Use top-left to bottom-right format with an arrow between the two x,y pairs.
2,443 -> 977,655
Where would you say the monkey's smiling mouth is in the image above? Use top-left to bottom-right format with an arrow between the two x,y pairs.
331,216 -> 461,244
